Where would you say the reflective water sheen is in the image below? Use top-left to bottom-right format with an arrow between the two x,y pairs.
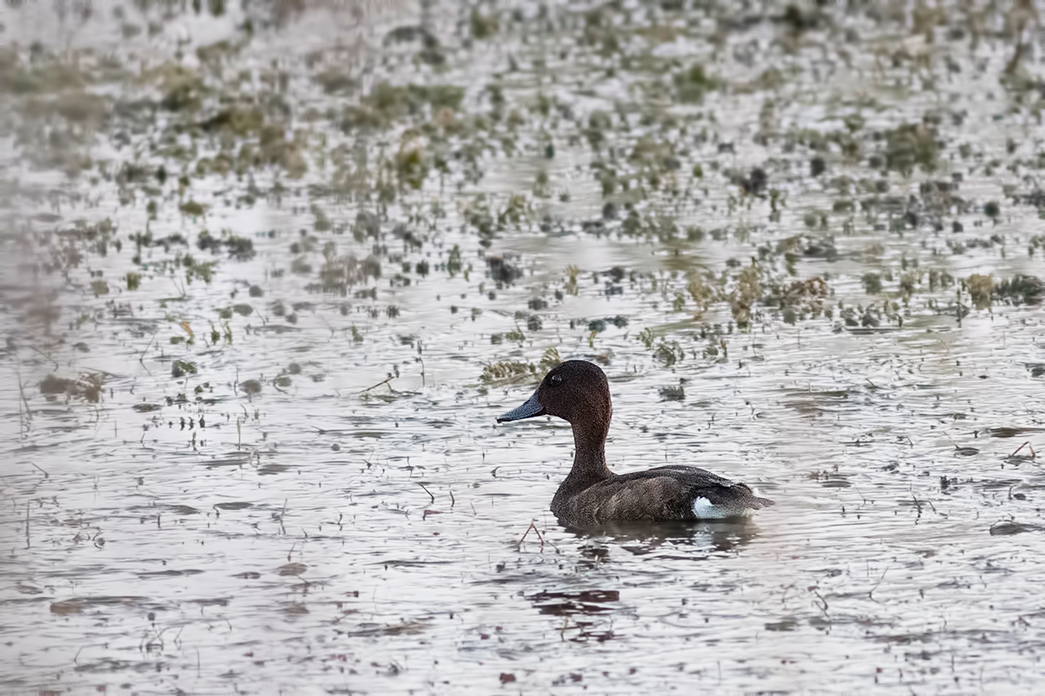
2,0 -> 1045,692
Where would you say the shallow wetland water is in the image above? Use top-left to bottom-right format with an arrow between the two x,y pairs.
2,0 -> 1045,692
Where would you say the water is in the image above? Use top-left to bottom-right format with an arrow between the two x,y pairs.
2,0 -> 1045,692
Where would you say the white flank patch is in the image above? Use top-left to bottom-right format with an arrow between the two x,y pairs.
691,497 -> 729,519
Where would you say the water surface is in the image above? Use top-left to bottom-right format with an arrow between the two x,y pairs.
2,0 -> 1045,692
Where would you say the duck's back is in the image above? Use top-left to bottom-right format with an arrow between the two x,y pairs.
552,464 -> 773,527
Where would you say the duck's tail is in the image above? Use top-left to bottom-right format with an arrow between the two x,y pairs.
743,484 -> 775,509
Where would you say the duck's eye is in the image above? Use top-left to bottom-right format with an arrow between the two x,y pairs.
549,374 -> 563,387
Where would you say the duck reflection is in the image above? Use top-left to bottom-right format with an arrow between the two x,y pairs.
525,522 -> 760,642
569,518 -> 761,555
526,588 -> 620,643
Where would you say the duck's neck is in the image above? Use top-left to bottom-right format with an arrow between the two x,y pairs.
565,418 -> 612,488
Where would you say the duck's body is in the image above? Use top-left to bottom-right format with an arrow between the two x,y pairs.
497,360 -> 773,528
552,465 -> 769,527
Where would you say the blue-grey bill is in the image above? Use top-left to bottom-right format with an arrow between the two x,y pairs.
496,392 -> 545,422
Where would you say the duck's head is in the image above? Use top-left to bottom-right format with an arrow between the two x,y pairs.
496,360 -> 612,427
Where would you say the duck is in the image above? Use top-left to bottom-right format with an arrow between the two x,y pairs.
496,360 -> 773,527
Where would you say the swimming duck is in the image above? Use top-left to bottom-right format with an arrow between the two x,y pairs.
497,360 -> 773,527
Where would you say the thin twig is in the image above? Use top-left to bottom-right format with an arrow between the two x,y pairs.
516,520 -> 552,551
31,345 -> 58,370
1012,441 -> 1036,459
138,330 -> 156,375
418,483 -> 435,504
517,521 -> 535,548
810,587 -> 829,617
318,313 -> 336,339
29,462 -> 48,478
869,565 -> 890,601
25,500 -> 31,549
360,376 -> 394,394
17,373 -> 33,422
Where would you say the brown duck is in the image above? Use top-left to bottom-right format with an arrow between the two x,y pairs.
497,360 -> 774,527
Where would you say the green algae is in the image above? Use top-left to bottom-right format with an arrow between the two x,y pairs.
883,122 -> 940,175
470,8 -> 499,40
674,63 -> 720,104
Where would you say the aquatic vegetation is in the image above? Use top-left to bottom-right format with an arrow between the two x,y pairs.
674,63 -> 720,104
883,122 -> 940,175
366,82 -> 465,123
637,327 -> 684,366
395,138 -> 429,190
686,273 -> 716,315
179,200 -> 207,217
994,274 -> 1044,306
481,359 -> 536,385
171,360 -> 198,378
314,69 -> 358,95
861,273 -> 882,295
729,264 -> 762,328
470,7 -> 499,40
481,347 -> 560,386
764,277 -> 831,324
151,63 -> 206,112
314,251 -> 381,295
659,384 -> 685,401
239,378 -> 262,395
487,255 -> 523,285
38,373 -> 105,403
964,274 -> 994,311
654,339 -> 684,366
197,229 -> 256,260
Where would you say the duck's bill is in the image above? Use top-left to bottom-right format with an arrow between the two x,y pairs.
496,392 -> 545,422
